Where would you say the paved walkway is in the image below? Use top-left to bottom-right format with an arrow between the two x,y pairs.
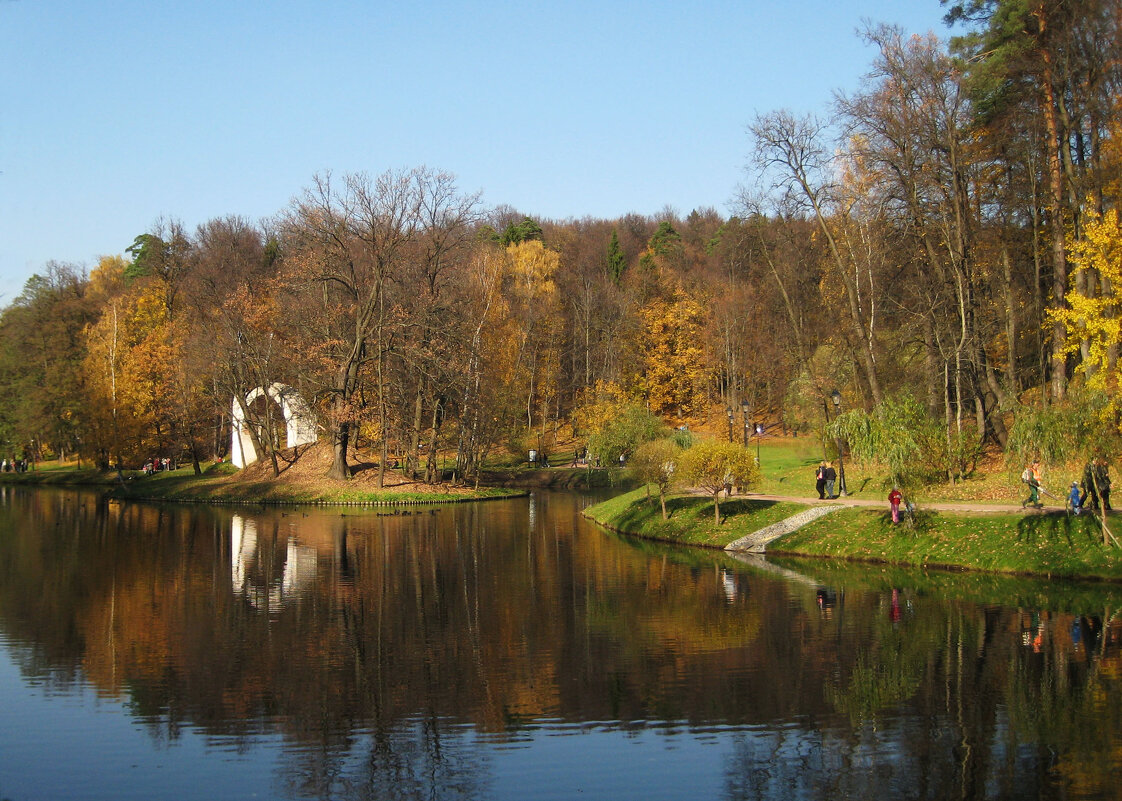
724,505 -> 841,553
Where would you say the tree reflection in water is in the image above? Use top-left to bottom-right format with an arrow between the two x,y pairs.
1,487 -> 1122,799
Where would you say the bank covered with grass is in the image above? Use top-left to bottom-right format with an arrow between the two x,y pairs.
773,506 -> 1122,580
0,459 -> 524,506
583,487 -> 811,549
584,487 -> 1122,581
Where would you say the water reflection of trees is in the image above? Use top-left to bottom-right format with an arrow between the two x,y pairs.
3,488 -> 1122,798
770,558 -> 1122,800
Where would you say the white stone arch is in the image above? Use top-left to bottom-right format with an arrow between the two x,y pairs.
231,383 -> 319,468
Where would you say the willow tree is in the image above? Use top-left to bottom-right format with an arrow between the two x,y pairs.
829,394 -> 951,493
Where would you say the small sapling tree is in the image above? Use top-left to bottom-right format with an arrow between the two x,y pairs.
630,438 -> 682,519
679,440 -> 759,525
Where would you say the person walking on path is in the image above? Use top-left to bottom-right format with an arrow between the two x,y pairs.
815,461 -> 827,500
1069,481 -> 1083,515
888,486 -> 903,523
824,462 -> 837,499
1021,462 -> 1042,508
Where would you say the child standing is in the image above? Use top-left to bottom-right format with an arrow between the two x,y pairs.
888,486 -> 903,524
1069,481 -> 1082,515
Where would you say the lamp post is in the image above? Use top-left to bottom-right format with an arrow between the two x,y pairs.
755,422 -> 763,465
725,406 -> 734,443
741,400 -> 750,447
830,389 -> 848,496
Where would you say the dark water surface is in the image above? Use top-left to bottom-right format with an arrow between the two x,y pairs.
2,486 -> 1122,800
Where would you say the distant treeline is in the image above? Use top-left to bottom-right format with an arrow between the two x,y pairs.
1,6 -> 1119,484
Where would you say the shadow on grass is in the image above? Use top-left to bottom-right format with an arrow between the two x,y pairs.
1015,511 -> 1100,547
606,495 -> 789,540
660,494 -> 784,519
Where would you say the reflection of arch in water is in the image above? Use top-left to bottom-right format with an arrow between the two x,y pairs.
230,383 -> 318,468
230,514 -> 319,614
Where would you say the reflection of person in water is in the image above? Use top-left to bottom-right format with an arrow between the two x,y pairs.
1074,615 -> 1103,655
889,588 -> 902,623
816,587 -> 837,618
1032,611 -> 1049,653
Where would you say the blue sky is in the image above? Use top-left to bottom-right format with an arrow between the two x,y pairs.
0,1 -> 949,305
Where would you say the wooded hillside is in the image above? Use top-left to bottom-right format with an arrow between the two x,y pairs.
2,4 -> 1119,485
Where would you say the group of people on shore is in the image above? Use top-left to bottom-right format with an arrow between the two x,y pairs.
811,455 -> 1113,520
1,458 -> 29,473
1021,458 -> 1112,513
142,457 -> 176,475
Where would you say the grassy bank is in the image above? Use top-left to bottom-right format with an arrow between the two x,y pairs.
772,506 -> 1122,580
0,462 -> 125,486
583,486 -> 810,548
0,459 -> 524,505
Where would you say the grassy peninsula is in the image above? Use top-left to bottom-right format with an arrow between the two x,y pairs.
774,506 -> 1122,581
585,486 -> 810,548
583,488 -> 1122,581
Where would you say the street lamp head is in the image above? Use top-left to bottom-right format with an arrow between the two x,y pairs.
726,406 -> 733,421
741,399 -> 749,415
831,389 -> 841,408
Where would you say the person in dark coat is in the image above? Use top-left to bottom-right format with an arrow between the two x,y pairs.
824,462 -> 838,498
1095,458 -> 1112,511
1081,461 -> 1099,510
815,461 -> 827,499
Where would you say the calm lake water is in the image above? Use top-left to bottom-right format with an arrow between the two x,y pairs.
2,486 -> 1122,800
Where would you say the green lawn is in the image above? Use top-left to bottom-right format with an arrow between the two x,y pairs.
745,435 -> 1029,505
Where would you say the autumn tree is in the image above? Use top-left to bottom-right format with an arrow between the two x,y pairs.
1050,208 -> 1122,418
281,168 -> 480,483
678,440 -> 759,525
630,437 -> 682,519
0,264 -> 96,462
637,286 -> 709,421
750,109 -> 884,406
182,216 -> 277,470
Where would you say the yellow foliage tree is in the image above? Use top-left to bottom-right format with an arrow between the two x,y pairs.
571,380 -> 633,439
679,439 -> 759,525
1050,207 -> 1122,405
637,287 -> 709,420
504,240 -> 562,441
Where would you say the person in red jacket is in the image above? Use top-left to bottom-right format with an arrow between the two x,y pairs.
888,486 -> 903,524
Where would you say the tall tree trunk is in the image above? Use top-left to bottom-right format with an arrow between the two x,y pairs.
425,399 -> 441,484
1039,35 -> 1069,401
1002,247 -> 1019,393
329,414 -> 351,480
409,384 -> 424,480
376,287 -> 387,489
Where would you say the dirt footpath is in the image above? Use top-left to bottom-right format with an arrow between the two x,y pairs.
737,491 -> 1074,515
